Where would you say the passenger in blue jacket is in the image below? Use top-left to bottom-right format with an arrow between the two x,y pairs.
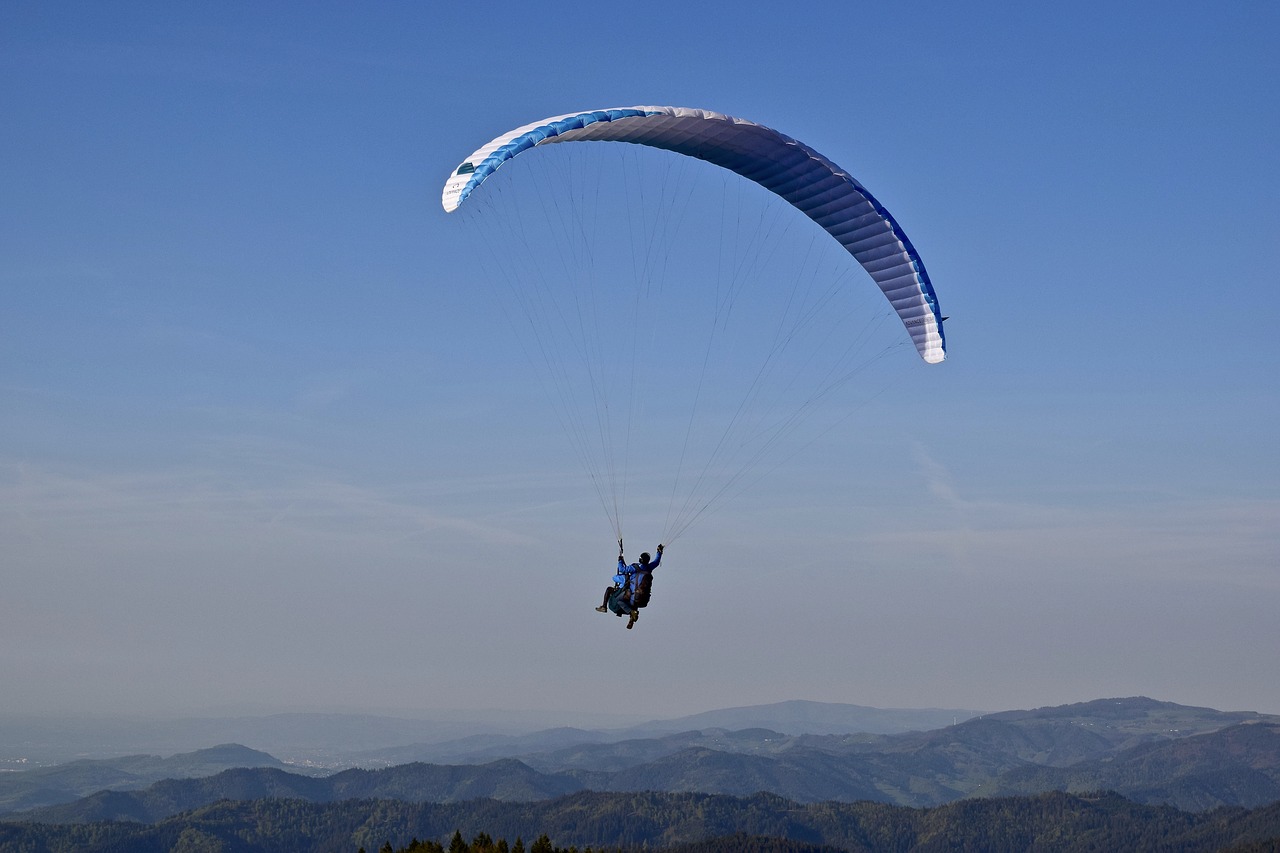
596,540 -> 663,629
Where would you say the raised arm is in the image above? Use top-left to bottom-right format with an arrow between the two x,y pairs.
649,543 -> 664,570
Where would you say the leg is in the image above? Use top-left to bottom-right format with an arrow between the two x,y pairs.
607,588 -> 632,616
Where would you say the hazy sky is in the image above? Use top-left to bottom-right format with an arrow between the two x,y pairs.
2,2 -> 1277,722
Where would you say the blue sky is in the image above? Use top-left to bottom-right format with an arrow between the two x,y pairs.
2,2 -> 1277,721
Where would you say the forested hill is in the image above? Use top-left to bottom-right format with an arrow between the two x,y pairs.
2,790 -> 1279,853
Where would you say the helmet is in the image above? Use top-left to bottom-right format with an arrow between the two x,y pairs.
639,552 -> 651,564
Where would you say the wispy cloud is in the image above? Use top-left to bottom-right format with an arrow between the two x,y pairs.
865,451 -> 1280,590
0,460 -> 552,558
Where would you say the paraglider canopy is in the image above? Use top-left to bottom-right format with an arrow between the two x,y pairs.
442,105 -> 946,546
443,105 -> 945,364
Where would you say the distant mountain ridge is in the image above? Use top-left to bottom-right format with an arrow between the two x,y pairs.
7,697 -> 1280,823
351,701 -> 981,768
626,699 -> 978,737
17,760 -> 581,824
0,744 -> 283,814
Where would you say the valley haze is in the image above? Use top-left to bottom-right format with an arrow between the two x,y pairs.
0,700 -> 979,768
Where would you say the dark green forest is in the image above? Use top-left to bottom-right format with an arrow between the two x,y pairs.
369,831 -> 846,853
3,789 -> 1280,853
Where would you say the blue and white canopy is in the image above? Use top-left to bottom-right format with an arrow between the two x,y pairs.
443,106 -> 945,363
